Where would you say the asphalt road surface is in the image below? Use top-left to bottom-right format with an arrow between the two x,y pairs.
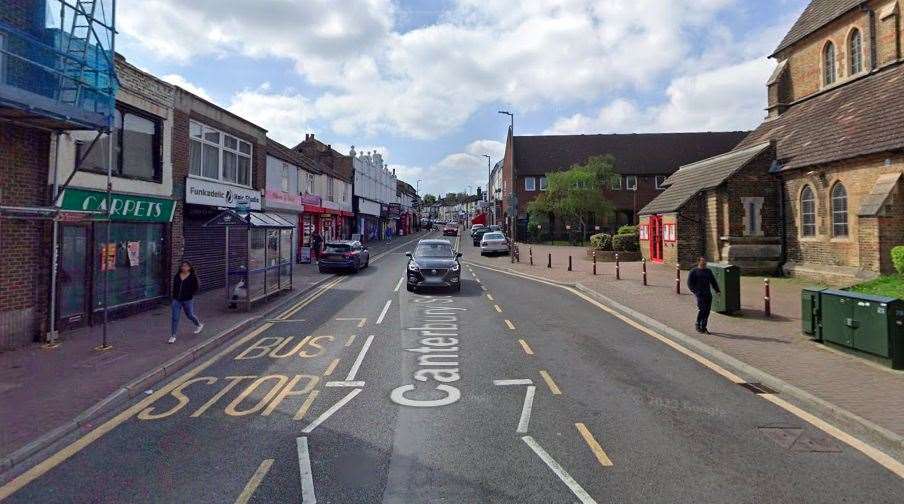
2,229 -> 902,503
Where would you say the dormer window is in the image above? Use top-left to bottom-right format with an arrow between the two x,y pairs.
848,29 -> 862,75
823,41 -> 836,86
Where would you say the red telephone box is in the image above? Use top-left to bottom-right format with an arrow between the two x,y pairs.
650,215 -> 664,262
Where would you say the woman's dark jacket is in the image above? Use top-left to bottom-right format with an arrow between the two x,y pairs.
172,273 -> 200,301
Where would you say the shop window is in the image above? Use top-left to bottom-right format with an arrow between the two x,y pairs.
848,29 -> 863,75
800,185 -> 817,236
823,41 -> 836,86
189,120 -> 252,186
79,106 -> 162,182
524,177 -> 536,191
625,176 -> 637,191
831,182 -> 848,237
93,223 -> 167,309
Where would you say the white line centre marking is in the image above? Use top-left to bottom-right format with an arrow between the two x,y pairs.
522,435 -> 597,504
326,380 -> 366,387
493,379 -> 533,386
302,388 -> 362,434
376,300 -> 392,325
296,437 -> 317,503
345,335 -> 375,381
393,276 -> 404,292
517,386 -> 536,434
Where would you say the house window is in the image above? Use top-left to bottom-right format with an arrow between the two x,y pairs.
742,197 -> 764,236
611,175 -> 622,190
800,185 -> 817,236
831,182 -> 848,237
524,177 -> 536,191
655,175 -> 667,190
328,178 -> 335,201
539,176 -> 548,191
78,106 -> 162,182
848,29 -> 862,75
823,41 -> 836,86
189,120 -> 252,186
302,172 -> 315,194
280,163 -> 290,192
625,176 -> 637,191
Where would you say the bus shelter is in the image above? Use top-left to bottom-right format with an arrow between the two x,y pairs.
204,209 -> 294,310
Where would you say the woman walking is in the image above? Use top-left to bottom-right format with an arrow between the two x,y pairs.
170,261 -> 203,344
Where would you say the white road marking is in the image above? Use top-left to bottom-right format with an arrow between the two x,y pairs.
480,285 -> 487,291
345,335 -> 375,381
234,459 -> 274,504
522,435 -> 597,504
517,386 -> 536,434
302,388 -> 362,434
296,437 -> 317,503
325,381 -> 366,387
376,300 -> 392,325
493,379 -> 533,386
393,276 -> 404,292
266,319 -> 306,323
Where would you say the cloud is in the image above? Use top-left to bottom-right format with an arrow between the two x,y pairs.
225,84 -> 315,146
160,74 -> 213,102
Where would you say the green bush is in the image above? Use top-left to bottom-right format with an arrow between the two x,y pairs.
612,233 -> 639,252
617,225 -> 637,236
590,233 -> 612,251
892,245 -> 904,275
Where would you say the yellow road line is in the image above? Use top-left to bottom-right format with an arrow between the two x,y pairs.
539,370 -> 562,395
345,334 -> 357,347
0,277 -> 341,500
234,459 -> 274,504
335,317 -> 366,328
575,423 -> 613,467
494,304 -> 503,313
323,358 -> 340,376
518,339 -> 534,355
481,285 -> 487,291
505,319 -> 516,330
294,390 -> 320,421
486,294 -> 494,301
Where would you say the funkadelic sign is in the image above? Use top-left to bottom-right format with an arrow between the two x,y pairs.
60,188 -> 176,223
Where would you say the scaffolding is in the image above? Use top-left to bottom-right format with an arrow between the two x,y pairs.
0,1 -> 117,348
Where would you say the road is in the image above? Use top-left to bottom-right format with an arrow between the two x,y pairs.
1,228 -> 902,503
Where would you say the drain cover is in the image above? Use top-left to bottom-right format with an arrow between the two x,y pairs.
757,426 -> 842,453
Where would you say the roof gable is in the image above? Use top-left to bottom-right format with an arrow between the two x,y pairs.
773,0 -> 864,56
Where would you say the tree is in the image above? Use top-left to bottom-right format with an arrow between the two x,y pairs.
526,155 -> 616,236
422,194 -> 437,206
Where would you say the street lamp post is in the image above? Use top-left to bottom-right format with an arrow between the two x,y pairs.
498,110 -> 513,132
498,110 -> 515,238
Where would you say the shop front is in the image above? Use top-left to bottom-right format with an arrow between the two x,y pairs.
56,188 -> 176,329
356,197 -> 381,243
320,200 -> 340,241
298,194 -> 322,264
263,188 -> 302,265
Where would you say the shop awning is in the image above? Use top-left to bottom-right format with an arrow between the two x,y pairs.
203,209 -> 295,228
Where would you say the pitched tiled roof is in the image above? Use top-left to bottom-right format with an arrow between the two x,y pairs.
512,132 -> 748,177
735,63 -> 904,171
639,142 -> 772,215
772,0 -> 864,56
858,172 -> 901,216
266,139 -> 320,173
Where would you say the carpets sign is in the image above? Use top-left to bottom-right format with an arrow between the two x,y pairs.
60,188 -> 175,222
186,177 -> 262,210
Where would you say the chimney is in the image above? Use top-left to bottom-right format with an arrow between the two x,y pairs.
392,168 -> 396,176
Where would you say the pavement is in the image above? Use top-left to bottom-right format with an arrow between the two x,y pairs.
469,242 -> 904,445
0,226 -> 902,502
0,230 -> 428,467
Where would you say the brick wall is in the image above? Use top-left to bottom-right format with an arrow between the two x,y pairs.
676,197 -> 704,268
0,124 -> 51,348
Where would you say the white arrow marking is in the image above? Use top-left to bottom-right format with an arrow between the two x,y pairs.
302,388 -> 362,434
522,435 -> 597,504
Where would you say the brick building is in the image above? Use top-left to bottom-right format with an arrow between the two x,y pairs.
641,0 -> 904,283
498,128 -> 749,240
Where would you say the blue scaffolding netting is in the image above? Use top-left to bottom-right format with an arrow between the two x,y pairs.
0,0 -> 118,130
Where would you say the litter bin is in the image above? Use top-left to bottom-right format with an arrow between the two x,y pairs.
801,287 -> 827,339
709,263 -> 740,314
819,290 -> 904,369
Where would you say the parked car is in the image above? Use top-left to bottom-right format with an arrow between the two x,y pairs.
487,225 -> 502,233
406,239 -> 462,292
469,224 -> 486,236
472,227 -> 490,246
443,223 -> 458,236
480,231 -> 510,256
318,241 -> 369,273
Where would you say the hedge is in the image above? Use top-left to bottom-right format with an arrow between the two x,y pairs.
612,233 -> 639,252
892,245 -> 904,275
617,225 -> 637,236
590,233 -> 612,251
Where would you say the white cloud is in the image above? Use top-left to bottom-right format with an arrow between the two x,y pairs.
226,84 -> 315,146
160,74 -> 213,102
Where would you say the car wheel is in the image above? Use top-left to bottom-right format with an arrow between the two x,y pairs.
364,256 -> 369,268
406,283 -> 415,292
318,266 -> 327,274
453,283 -> 461,292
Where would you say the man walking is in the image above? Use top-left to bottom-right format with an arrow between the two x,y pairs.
686,256 -> 721,334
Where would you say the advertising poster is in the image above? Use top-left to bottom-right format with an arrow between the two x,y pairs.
127,241 -> 140,267
100,243 -> 117,272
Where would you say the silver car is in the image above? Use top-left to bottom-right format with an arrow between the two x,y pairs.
480,232 -> 509,256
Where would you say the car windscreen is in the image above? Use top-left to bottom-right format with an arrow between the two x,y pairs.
414,243 -> 454,258
483,232 -> 505,240
324,244 -> 351,252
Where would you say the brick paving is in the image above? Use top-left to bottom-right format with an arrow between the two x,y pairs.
0,232 -> 425,460
469,242 -> 904,439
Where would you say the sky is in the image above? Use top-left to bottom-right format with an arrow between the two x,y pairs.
115,0 -> 810,197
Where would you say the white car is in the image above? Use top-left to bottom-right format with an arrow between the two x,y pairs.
480,232 -> 509,256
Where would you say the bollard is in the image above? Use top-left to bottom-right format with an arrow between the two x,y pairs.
764,278 -> 771,317
547,253 -> 552,268
676,264 -> 681,294
615,253 -> 620,280
568,255 -> 572,271
642,258 -> 647,286
529,247 -> 533,266
592,250 -> 597,275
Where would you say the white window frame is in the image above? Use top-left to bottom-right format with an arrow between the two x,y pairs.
539,176 -> 548,191
189,120 -> 253,187
611,175 -> 622,190
328,177 -> 335,202
280,162 -> 290,192
625,175 -> 638,191
655,175 -> 667,190
524,176 -> 536,191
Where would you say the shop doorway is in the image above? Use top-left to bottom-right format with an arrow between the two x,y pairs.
650,215 -> 664,262
58,224 -> 90,329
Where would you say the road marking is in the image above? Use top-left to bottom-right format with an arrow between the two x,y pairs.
345,335 -> 375,381
234,459 -> 274,504
505,319 -> 516,330
517,385 -> 537,434
486,293 -> 494,301
494,379 -> 533,386
521,435 -> 597,504
376,300 -> 392,325
326,380 -> 366,387
518,339 -> 534,355
266,319 -> 306,323
323,358 -> 340,376
575,423 -> 613,467
294,390 -> 319,420
539,370 -> 562,395
0,276 -> 342,500
480,285 -> 487,291
494,304 -> 502,313
336,317 -> 367,328
467,261 -> 904,480
302,388 -> 362,434
394,276 -> 405,292
345,334 -> 356,347
296,437 -> 317,503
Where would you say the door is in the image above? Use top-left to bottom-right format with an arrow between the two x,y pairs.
650,215 -> 664,262
58,225 -> 90,329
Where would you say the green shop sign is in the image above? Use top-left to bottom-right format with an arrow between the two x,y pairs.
60,189 -> 176,223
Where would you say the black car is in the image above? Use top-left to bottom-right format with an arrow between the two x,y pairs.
406,239 -> 462,292
472,227 -> 490,246
318,241 -> 370,273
